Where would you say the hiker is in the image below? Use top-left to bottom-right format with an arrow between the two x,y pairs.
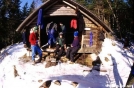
59,22 -> 66,37
98,30 -> 105,46
123,36 -> 130,49
66,31 -> 80,64
46,22 -> 57,48
54,32 -> 66,61
29,26 -> 42,64
22,29 -> 27,47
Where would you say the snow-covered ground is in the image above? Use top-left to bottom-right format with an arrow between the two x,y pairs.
0,38 -> 134,88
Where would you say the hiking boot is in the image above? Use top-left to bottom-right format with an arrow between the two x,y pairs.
60,57 -> 68,63
32,60 -> 36,65
69,61 -> 74,64
64,57 -> 69,61
36,58 -> 42,63
49,45 -> 51,49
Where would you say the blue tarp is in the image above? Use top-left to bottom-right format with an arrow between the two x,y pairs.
37,9 -> 44,29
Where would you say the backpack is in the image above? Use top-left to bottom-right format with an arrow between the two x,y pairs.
99,31 -> 105,41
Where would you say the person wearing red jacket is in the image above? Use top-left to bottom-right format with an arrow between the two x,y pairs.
29,26 -> 42,64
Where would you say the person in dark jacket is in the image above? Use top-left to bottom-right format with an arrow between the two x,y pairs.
22,30 -> 26,44
123,37 -> 130,49
54,32 -> 66,61
60,22 -> 66,37
66,31 -> 80,63
29,26 -> 42,64
22,30 -> 27,48
98,31 -> 105,41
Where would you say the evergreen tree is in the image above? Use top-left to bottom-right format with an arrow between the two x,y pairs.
0,0 -> 22,48
21,2 -> 30,18
75,0 -> 133,39
29,0 -> 36,14
0,0 -> 133,50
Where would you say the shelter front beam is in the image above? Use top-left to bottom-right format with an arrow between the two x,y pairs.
63,0 -> 100,27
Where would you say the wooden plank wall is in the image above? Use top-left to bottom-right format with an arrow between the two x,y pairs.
84,17 -> 98,28
45,4 -> 76,16
78,16 -> 101,53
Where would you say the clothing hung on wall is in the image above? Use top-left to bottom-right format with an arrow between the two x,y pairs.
70,19 -> 77,29
89,31 -> 93,46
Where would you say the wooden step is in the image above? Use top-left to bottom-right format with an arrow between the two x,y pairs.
85,30 -> 98,34
83,40 -> 97,45
42,52 -> 48,55
84,35 -> 98,39
77,47 -> 97,53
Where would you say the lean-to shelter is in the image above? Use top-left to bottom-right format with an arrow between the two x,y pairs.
16,0 -> 113,53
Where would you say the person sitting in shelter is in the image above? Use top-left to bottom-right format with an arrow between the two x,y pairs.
29,26 -> 42,64
54,32 -> 66,61
66,31 -> 80,64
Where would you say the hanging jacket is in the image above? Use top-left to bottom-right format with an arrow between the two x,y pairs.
71,19 -> 77,29
89,31 -> 93,46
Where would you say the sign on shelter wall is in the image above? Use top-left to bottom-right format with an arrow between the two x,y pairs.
84,17 -> 97,28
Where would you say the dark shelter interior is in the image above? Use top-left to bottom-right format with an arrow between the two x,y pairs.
40,16 -> 79,47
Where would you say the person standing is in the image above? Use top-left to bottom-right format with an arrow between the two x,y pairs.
48,28 -> 56,48
29,26 -> 42,64
66,31 -> 80,63
22,30 -> 27,47
54,32 -> 66,61
59,22 -> 66,37
46,21 -> 57,48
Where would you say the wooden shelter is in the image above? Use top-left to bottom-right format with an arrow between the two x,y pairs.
16,0 -> 113,54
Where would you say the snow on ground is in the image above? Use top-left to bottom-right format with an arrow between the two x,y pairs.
0,38 -> 134,88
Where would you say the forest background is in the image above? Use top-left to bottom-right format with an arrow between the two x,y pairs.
0,0 -> 133,49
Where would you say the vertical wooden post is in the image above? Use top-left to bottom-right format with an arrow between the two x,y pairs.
38,25 -> 41,47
